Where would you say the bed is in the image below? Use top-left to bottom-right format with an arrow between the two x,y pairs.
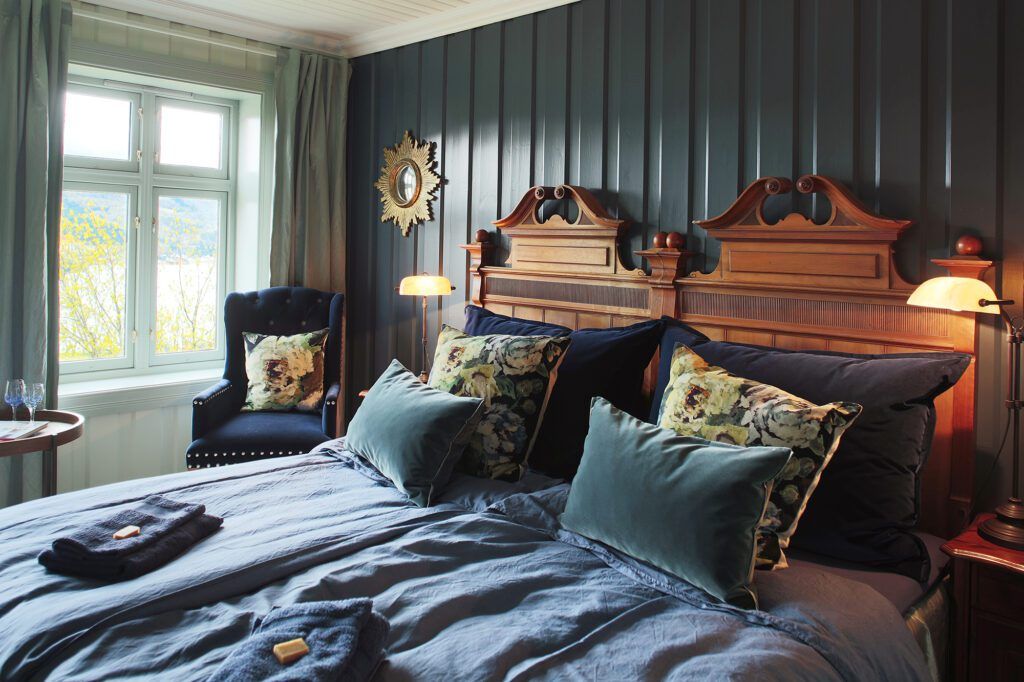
0,177 -> 984,681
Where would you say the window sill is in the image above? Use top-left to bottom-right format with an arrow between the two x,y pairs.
59,368 -> 222,417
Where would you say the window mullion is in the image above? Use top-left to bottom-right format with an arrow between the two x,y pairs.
136,91 -> 159,375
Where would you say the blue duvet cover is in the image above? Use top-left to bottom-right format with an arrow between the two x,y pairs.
0,444 -> 930,681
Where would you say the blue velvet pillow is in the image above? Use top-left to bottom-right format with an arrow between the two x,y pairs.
346,360 -> 484,506
464,305 -> 662,479
561,398 -> 792,608
650,318 -> 970,580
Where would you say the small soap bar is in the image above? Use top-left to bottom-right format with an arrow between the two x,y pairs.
273,638 -> 309,665
112,525 -> 140,540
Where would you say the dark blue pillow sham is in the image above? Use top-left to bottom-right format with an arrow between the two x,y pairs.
650,318 -> 970,580
464,305 -> 662,479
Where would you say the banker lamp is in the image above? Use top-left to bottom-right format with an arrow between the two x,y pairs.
908,275 -> 1024,549
398,274 -> 454,382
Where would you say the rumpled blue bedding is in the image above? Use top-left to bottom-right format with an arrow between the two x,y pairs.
0,445 -> 930,681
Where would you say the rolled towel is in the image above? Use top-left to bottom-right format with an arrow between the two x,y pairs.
211,599 -> 390,682
38,495 -> 222,581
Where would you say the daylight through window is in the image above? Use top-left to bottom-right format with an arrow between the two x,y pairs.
60,78 -> 235,377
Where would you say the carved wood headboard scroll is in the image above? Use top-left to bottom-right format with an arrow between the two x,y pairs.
462,185 -> 691,330
681,174 -> 987,538
463,177 -> 989,539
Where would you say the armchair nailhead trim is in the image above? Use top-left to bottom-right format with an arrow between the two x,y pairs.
188,448 -> 304,468
194,384 -> 232,408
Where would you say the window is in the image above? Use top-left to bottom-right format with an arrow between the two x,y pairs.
60,77 -> 236,377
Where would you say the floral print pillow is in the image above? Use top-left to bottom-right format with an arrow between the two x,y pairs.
242,328 -> 329,412
658,344 -> 862,570
428,325 -> 571,481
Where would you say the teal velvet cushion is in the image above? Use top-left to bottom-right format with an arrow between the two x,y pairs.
346,360 -> 484,506
560,398 -> 793,608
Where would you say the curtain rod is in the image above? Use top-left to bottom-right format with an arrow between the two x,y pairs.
73,6 -> 279,58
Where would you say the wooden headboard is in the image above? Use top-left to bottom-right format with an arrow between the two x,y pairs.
462,177 -> 989,539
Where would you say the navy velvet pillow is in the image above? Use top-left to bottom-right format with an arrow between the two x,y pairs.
464,305 -> 662,479
650,318 -> 970,580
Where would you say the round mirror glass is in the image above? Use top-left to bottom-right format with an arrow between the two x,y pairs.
394,162 -> 420,206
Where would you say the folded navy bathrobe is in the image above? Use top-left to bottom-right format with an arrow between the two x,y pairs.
38,495 -> 222,580
212,599 -> 390,682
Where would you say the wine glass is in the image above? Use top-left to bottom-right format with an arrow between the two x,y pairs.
24,383 -> 45,423
4,380 -> 24,420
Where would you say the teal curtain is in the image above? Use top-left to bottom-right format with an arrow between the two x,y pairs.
0,0 -> 71,506
270,48 -> 350,293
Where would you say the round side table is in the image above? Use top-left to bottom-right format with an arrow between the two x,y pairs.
0,407 -> 84,497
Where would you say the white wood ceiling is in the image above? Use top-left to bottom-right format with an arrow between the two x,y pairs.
83,0 -> 579,57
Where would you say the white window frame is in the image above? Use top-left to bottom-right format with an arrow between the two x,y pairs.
62,84 -> 141,173
58,181 -> 139,374
154,97 -> 232,180
61,74 -> 238,380
148,187 -> 230,367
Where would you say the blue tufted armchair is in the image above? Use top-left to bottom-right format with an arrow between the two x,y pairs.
185,286 -> 344,469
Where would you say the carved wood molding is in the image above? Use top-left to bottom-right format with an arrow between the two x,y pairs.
691,174 -> 915,290
494,184 -> 624,229
491,185 -> 645,276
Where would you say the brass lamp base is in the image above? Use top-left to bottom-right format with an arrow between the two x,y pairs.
978,497 -> 1024,550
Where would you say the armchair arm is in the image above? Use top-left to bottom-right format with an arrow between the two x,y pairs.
192,380 -> 243,441
322,382 -> 342,438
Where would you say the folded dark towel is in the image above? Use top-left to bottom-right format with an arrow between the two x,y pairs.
38,495 -> 222,581
52,495 -> 207,559
211,599 -> 390,682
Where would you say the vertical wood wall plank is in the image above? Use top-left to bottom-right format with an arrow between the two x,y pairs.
810,0 -> 856,222
440,32 -> 473,327
499,16 -> 536,260
949,0 -> 1002,469
877,0 -> 924,283
346,49 -> 375,413
568,0 -> 607,192
757,0 -> 797,221
393,45 -> 422,366
702,0 -> 743,268
372,50 -> 398,373
534,5 -> 570,197
605,0 -> 649,269
471,24 -> 503,247
651,0 -> 693,240
418,40 -> 446,367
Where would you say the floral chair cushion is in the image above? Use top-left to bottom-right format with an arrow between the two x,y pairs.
658,344 -> 862,569
241,328 -> 329,412
428,325 -> 571,481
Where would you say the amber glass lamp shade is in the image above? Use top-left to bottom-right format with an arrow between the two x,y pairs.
906,277 -> 1001,314
399,275 -> 453,297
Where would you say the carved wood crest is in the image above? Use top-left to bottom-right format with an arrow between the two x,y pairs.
492,185 -> 645,276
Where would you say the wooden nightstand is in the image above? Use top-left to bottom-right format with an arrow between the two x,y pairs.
942,513 -> 1024,681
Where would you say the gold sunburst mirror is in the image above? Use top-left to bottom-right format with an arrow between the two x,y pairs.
375,131 -> 441,236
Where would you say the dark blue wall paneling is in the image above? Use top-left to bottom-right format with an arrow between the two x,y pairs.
346,0 -> 1023,503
